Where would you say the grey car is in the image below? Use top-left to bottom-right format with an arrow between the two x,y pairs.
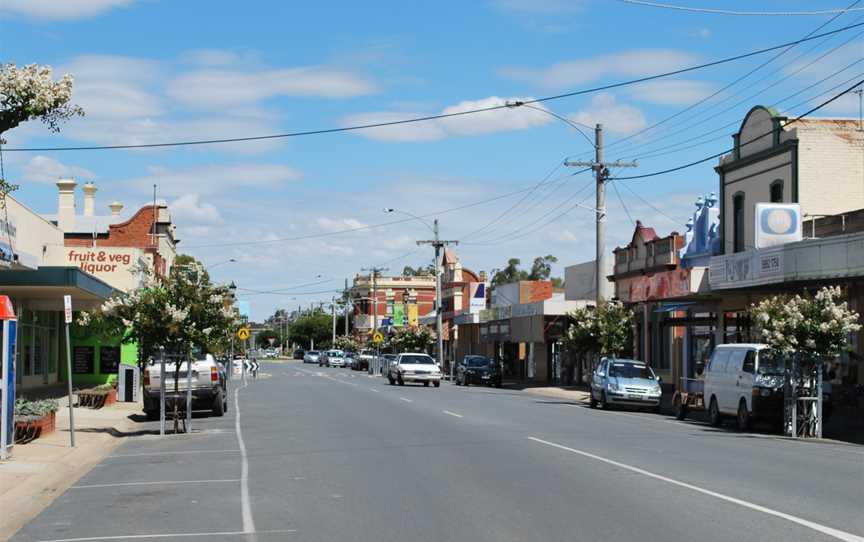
590,358 -> 662,412
303,350 -> 320,364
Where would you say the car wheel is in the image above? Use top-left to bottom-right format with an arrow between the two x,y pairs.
709,396 -> 722,427
673,394 -> 686,420
145,409 -> 159,421
424,381 -> 430,387
600,392 -> 609,410
212,390 -> 225,417
434,381 -> 440,388
654,403 -> 662,415
397,376 -> 404,386
589,392 -> 597,409
454,377 -> 460,386
495,379 -> 502,388
388,376 -> 395,385
736,399 -> 750,432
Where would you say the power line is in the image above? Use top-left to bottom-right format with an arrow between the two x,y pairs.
620,0 -> 864,16
618,181 -> 681,226
604,1 -> 861,158
610,180 -> 636,226
5,21 -> 864,153
611,76 -> 864,181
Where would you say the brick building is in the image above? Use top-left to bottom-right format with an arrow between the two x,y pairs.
349,273 -> 436,335
44,179 -> 178,291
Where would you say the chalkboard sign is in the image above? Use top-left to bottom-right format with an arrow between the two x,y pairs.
99,346 -> 121,374
72,346 -> 95,374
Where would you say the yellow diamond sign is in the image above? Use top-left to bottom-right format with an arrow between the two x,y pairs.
372,331 -> 384,345
237,326 -> 250,340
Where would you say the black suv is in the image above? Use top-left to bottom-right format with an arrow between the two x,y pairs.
293,348 -> 305,360
455,355 -> 501,387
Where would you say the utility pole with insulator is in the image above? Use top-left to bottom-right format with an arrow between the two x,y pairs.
565,124 -> 637,305
417,219 -> 458,376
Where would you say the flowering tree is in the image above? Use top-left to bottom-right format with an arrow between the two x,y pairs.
79,265 -> 237,430
389,326 -> 435,354
750,286 -> 861,359
0,63 -> 84,197
333,335 -> 361,353
563,302 -> 634,385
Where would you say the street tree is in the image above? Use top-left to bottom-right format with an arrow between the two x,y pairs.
491,255 -> 563,288
288,311 -> 332,350
78,266 -> 237,432
389,326 -> 435,354
563,301 -> 634,384
255,329 -> 280,349
333,335 -> 361,353
402,264 -> 435,276
0,63 -> 84,199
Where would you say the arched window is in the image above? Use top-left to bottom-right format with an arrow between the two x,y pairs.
733,192 -> 745,253
770,180 -> 783,203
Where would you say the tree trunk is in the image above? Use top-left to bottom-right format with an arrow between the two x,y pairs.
575,354 -> 584,387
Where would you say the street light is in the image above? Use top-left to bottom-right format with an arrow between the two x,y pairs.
384,208 -> 436,234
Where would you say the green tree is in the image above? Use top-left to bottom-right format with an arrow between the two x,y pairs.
333,335 -> 361,353
288,311 -> 332,350
255,329 -> 280,349
562,301 -> 634,383
402,264 -> 435,276
528,255 -> 558,280
491,255 -> 562,288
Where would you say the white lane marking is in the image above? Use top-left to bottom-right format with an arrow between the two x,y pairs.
527,436 -> 864,542
234,382 -> 256,535
442,410 -> 463,418
36,529 -> 297,542
71,479 -> 239,489
399,397 -> 413,403
108,449 -> 241,458
369,388 -> 380,393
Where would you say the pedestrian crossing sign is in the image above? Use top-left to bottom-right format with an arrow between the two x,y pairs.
237,326 -> 250,340
372,331 -> 384,344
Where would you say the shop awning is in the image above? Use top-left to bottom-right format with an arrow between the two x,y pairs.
0,266 -> 116,310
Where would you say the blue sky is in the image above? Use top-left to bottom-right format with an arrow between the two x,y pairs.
2,0 -> 862,319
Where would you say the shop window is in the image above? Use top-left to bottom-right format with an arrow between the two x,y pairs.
733,192 -> 745,253
770,180 -> 783,203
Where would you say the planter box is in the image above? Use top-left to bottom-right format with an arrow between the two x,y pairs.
14,411 -> 56,444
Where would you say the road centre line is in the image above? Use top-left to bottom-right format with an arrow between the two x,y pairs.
527,436 -> 864,542
234,382 -> 256,535
442,410 -> 463,418
399,397 -> 413,403
36,529 -> 298,542
72,479 -> 239,489
108,449 -> 241,458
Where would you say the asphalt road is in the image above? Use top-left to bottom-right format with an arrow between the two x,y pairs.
10,361 -> 864,542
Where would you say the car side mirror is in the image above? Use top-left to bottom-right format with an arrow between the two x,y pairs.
656,375 -> 662,383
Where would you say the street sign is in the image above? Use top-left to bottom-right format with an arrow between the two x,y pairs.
237,326 -> 250,340
63,295 -> 72,324
372,331 -> 384,345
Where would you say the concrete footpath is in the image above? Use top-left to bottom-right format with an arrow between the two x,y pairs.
523,385 -> 591,403
0,398 -> 143,540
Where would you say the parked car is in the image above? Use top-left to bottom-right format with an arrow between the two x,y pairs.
455,355 -> 501,387
325,349 -> 347,367
353,349 -> 374,371
304,350 -> 320,364
143,353 -> 228,420
703,343 -> 783,430
293,348 -> 306,360
344,352 -> 355,369
590,358 -> 662,412
387,353 -> 442,387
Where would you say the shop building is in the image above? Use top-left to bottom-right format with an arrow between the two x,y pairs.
439,249 -> 487,369
349,273 -> 436,335
0,194 -> 115,392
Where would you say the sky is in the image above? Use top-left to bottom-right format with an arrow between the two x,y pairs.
2,0 -> 863,320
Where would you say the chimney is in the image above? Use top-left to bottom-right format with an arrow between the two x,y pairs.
109,200 -> 124,216
56,178 -> 77,231
82,182 -> 97,217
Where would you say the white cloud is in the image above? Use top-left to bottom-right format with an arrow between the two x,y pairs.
315,217 -> 370,233
568,93 -> 647,135
627,80 -> 717,106
0,0 -> 133,20
692,27 -> 711,39
344,96 -> 553,142
170,194 -> 225,226
492,0 -> 584,14
166,67 -> 378,108
21,156 -> 95,184
179,49 -> 246,67
499,49 -> 699,89
120,163 -> 302,196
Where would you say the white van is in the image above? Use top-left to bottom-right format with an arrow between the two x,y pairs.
704,343 -> 785,430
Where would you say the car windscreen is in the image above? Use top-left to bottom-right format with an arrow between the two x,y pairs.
330,351 -> 344,357
308,351 -> 319,355
465,357 -> 489,368
400,355 -> 435,364
608,362 -> 654,379
757,350 -> 786,375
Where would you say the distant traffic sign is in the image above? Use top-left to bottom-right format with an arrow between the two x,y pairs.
237,326 -> 250,340
372,331 -> 384,345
